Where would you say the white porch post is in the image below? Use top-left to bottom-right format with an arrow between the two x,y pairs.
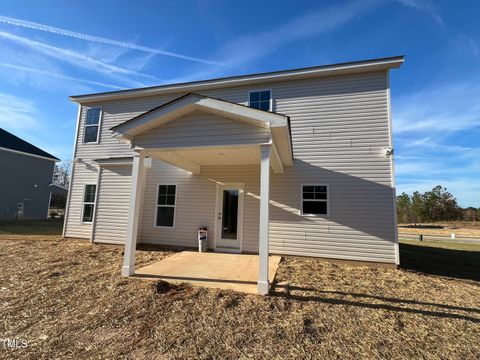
121,152 -> 145,276
257,144 -> 271,295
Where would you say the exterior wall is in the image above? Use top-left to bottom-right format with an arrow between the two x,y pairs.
0,150 -> 55,220
133,112 -> 270,149
93,164 -> 132,244
64,71 -> 397,263
139,161 -> 260,252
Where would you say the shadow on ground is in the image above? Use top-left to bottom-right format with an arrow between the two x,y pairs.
399,243 -> 480,282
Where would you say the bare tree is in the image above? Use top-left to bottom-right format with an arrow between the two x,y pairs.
52,160 -> 71,188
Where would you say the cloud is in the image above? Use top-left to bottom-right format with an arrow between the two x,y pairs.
393,82 -> 480,134
0,14 -> 224,66
170,0 -> 386,83
0,31 -> 160,86
396,0 -> 444,24
0,92 -> 42,132
0,62 -> 125,90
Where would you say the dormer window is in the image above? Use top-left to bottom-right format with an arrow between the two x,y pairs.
249,90 -> 271,111
83,107 -> 102,143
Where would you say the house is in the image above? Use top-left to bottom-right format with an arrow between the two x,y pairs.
63,56 -> 404,294
0,128 -> 63,220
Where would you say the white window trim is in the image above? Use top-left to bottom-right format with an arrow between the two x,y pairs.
154,183 -> 177,229
248,89 -> 273,112
83,106 -> 103,144
81,184 -> 97,224
300,183 -> 330,217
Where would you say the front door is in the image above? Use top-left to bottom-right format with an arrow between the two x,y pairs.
215,183 -> 244,252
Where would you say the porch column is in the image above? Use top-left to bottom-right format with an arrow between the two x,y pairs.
257,144 -> 271,295
121,152 -> 145,276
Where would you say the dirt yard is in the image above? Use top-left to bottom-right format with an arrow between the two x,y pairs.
1,221 -> 479,359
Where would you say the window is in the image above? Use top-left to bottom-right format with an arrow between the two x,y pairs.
83,107 -> 102,143
82,184 -> 97,223
155,185 -> 176,227
301,185 -> 329,216
249,90 -> 271,111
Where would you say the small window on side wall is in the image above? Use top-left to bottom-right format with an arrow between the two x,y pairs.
83,107 -> 101,143
301,185 -> 329,216
249,90 -> 271,111
155,185 -> 176,227
82,184 -> 97,223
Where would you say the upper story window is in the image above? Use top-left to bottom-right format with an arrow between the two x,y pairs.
83,107 -> 102,143
301,184 -> 329,216
249,90 -> 271,111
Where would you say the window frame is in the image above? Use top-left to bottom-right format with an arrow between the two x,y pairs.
248,89 -> 273,112
83,106 -> 102,144
81,184 -> 97,224
154,183 -> 177,229
300,183 -> 330,217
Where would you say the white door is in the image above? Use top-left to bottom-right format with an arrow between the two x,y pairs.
215,183 -> 244,252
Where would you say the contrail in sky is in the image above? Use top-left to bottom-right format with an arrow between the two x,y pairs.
0,15 -> 224,66
0,62 -> 125,89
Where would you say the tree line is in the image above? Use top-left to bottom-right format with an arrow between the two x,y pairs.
396,185 -> 479,223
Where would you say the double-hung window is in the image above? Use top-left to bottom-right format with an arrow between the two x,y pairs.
155,185 -> 176,227
83,107 -> 102,143
301,185 -> 329,216
249,90 -> 271,111
82,184 -> 97,223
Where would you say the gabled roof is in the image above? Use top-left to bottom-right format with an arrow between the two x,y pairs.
70,56 -> 405,104
111,93 -> 290,137
0,128 -> 59,161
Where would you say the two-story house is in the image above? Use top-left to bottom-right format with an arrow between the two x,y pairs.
63,56 -> 404,294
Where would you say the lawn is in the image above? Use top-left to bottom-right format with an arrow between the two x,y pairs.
1,221 -> 479,359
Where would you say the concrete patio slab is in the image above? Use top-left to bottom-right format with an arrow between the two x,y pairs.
135,251 -> 282,294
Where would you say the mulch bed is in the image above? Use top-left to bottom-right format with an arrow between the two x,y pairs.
1,236 -> 479,359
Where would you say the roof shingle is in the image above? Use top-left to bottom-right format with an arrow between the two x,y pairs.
0,128 -> 59,161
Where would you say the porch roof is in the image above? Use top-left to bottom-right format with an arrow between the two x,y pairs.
111,93 -> 293,172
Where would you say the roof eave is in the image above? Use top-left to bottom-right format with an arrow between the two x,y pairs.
70,56 -> 405,104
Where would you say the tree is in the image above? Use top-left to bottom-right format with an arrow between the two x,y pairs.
52,161 -> 71,188
396,185 -> 464,223
396,192 -> 412,223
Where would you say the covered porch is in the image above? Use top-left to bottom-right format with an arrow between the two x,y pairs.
110,93 -> 293,295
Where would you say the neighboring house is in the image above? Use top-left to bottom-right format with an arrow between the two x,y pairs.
63,56 -> 404,294
0,128 -> 62,220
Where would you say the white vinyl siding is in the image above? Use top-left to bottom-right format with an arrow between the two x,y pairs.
92,165 -> 132,244
133,112 -> 270,149
65,71 -> 397,263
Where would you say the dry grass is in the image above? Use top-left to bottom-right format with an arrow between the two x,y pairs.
399,221 -> 480,237
1,221 -> 479,359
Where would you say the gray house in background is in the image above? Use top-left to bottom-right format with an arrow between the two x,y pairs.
0,128 -> 63,220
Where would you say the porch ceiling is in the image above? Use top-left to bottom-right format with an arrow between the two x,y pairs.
145,143 -> 284,174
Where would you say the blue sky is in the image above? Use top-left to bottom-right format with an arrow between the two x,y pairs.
0,0 -> 478,207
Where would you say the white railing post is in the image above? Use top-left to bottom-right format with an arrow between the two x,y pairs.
122,152 -> 145,276
257,144 -> 271,295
